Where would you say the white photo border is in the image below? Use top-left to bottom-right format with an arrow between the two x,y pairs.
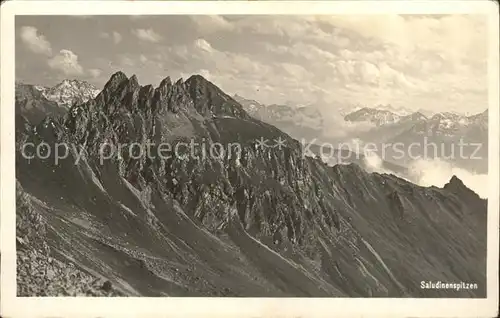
1,1 -> 499,317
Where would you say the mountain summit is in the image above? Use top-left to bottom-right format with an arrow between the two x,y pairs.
36,79 -> 101,107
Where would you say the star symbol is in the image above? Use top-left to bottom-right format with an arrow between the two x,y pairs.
255,136 -> 269,150
273,136 -> 286,150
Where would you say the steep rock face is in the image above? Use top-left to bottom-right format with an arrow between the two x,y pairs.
187,75 -> 250,119
16,72 -> 487,297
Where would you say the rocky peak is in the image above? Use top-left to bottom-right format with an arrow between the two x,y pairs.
60,79 -> 85,87
447,175 -> 465,187
159,76 -> 172,89
93,72 -> 250,119
185,74 -> 249,119
128,74 -> 139,89
41,78 -> 101,107
443,175 -> 482,200
65,72 -> 253,146
101,71 -> 129,95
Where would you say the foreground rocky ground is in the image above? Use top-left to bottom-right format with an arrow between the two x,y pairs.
17,181 -> 123,296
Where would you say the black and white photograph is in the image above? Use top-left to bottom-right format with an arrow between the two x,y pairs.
1,1 -> 499,317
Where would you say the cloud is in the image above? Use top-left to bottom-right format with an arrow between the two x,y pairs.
19,26 -> 52,55
409,159 -> 489,198
233,15 -> 486,113
118,55 -> 136,67
233,16 -> 331,41
406,158 -> 488,199
89,68 -> 102,78
17,15 -> 484,115
190,15 -> 234,34
132,28 -> 162,43
194,39 -> 214,53
361,154 -> 488,199
327,15 -> 486,66
112,32 -> 122,44
356,61 -> 380,85
279,63 -> 312,80
184,15 -> 482,112
47,49 -> 84,75
100,31 -> 122,44
363,151 -> 393,174
320,113 -> 376,139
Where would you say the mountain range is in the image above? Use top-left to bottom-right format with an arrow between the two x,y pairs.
233,94 -> 324,141
25,79 -> 101,107
345,107 -> 487,135
344,107 -> 427,126
16,73 -> 487,297
234,95 -> 488,174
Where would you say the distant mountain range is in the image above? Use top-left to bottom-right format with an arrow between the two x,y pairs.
233,95 -> 488,174
344,107 -> 427,126
344,107 -> 487,134
16,72 -> 486,297
15,79 -> 101,127
345,107 -> 487,172
233,94 -> 324,141
24,79 -> 101,107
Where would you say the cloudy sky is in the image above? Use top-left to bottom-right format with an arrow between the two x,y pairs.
16,14 -> 488,114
